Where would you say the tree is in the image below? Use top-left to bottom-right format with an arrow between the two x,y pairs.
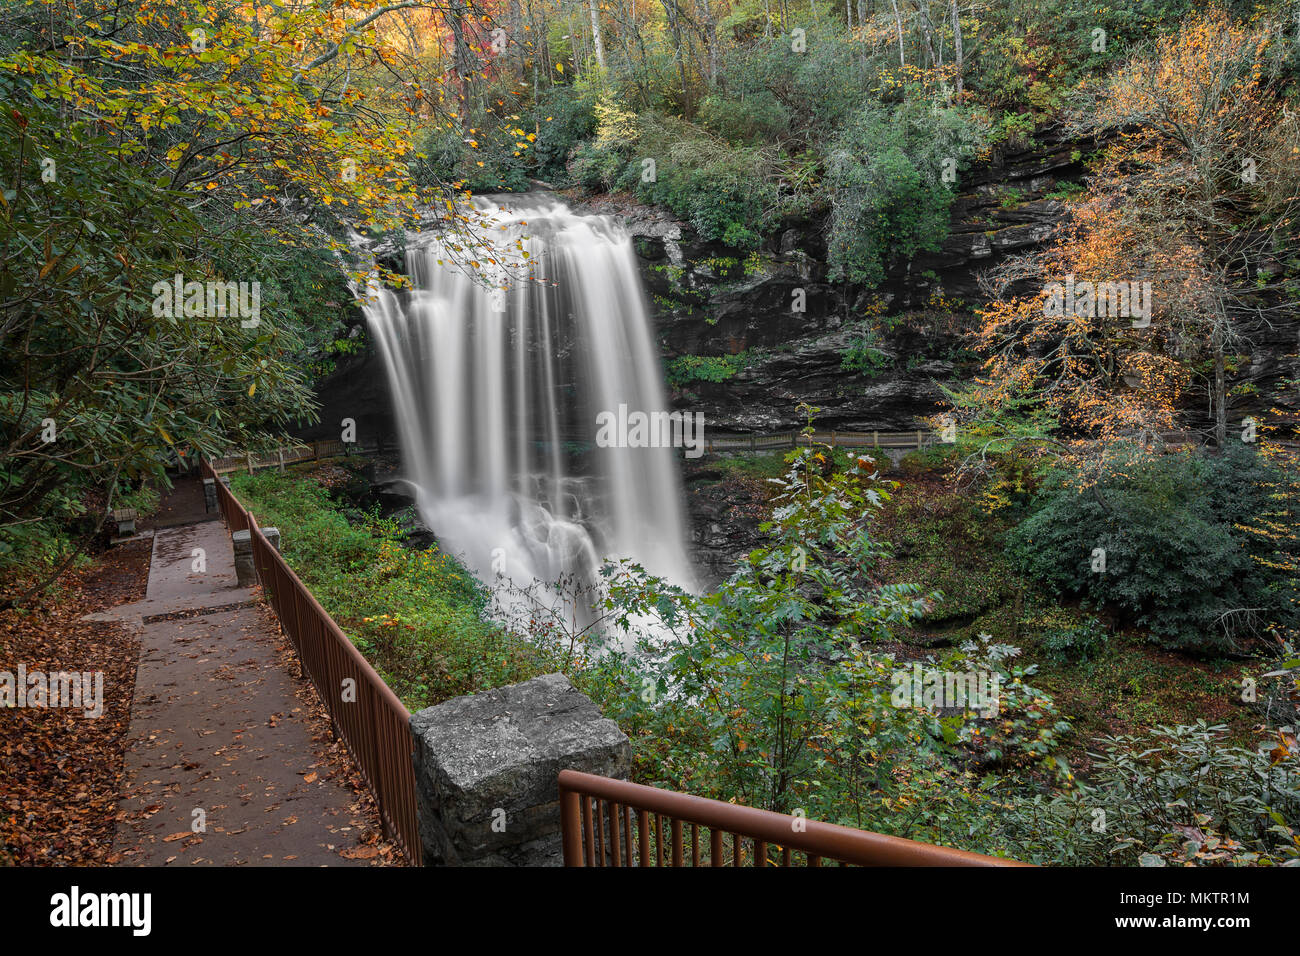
1092,7 -> 1300,446
960,9 -> 1300,450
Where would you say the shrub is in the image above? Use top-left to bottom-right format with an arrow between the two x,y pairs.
840,335 -> 892,377
532,83 -> 598,180
629,116 -> 778,249
665,352 -> 748,387
1003,721 -> 1300,866
592,435 -> 1064,856
412,121 -> 530,194
1037,615 -> 1110,665
1007,445 -> 1298,652
826,98 -> 988,285
713,31 -> 879,143
565,140 -> 625,192
697,91 -> 790,144
898,444 -> 960,476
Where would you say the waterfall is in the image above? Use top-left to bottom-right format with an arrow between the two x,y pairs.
361,194 -> 695,625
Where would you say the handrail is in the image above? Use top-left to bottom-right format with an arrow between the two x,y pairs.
202,459 -> 421,865
558,769 -> 1028,867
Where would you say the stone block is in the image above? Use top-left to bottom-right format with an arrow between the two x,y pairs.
410,673 -> 630,866
231,527 -> 279,587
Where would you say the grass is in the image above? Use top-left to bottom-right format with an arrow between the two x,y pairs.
690,450 -> 790,483
230,462 -> 563,711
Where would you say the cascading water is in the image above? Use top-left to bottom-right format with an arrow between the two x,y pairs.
361,195 -> 694,630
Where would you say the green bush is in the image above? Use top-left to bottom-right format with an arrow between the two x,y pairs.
697,91 -> 790,144
826,98 -> 987,285
565,139 -> 625,192
713,31 -> 880,143
665,352 -> 748,387
628,116 -> 778,249
898,443 -> 960,476
1037,615 -> 1110,665
413,121 -> 530,194
532,83 -> 598,181
1008,445 -> 1298,652
594,441 -> 1067,855
840,335 -> 892,377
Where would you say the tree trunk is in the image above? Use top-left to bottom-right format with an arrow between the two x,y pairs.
890,0 -> 906,67
952,0 -> 964,95
696,0 -> 719,86
448,0 -> 477,118
912,1 -> 937,68
1212,320 -> 1227,446
588,0 -> 607,70
508,0 -> 523,73
567,11 -> 582,78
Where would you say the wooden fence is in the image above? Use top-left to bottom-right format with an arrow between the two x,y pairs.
702,429 -> 938,454
207,439 -> 378,476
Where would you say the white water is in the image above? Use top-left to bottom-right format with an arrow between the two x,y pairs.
362,195 -> 694,618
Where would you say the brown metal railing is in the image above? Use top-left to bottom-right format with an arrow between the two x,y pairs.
202,460 -> 421,865
558,770 -> 1028,867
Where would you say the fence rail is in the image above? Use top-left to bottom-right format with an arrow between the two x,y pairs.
202,460 -> 421,865
703,429 -> 936,454
207,439 -> 382,476
557,769 -> 1026,867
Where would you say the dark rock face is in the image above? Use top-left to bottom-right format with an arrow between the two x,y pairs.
583,128 -> 1091,433
293,348 -> 397,451
682,460 -> 776,589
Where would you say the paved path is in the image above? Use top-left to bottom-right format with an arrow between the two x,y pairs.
94,492 -> 379,865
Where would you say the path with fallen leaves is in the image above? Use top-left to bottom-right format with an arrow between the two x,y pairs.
96,487 -> 394,866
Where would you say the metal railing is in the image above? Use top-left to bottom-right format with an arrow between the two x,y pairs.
202,460 -> 421,865
557,770 -> 1027,867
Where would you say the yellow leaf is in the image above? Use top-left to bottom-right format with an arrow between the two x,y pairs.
248,383 -> 256,397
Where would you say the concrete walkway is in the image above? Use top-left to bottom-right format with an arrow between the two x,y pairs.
95,492 -> 378,865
